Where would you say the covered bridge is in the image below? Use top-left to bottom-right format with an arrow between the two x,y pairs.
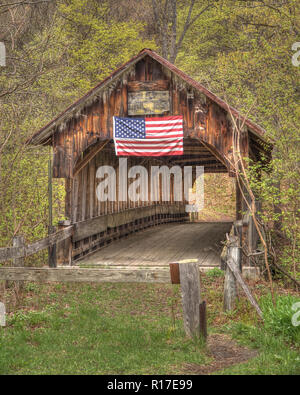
29,48 -> 271,268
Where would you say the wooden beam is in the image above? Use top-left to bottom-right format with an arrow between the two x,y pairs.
73,215 -> 108,242
0,267 -> 171,284
127,80 -> 169,92
172,157 -> 217,164
0,265 -> 259,283
195,138 -> 228,169
73,140 -> 110,177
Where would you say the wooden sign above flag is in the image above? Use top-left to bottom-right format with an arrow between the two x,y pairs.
128,91 -> 170,115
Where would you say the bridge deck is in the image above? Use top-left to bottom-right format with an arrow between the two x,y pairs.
78,222 -> 232,267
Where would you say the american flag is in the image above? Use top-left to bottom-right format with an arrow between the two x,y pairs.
113,116 -> 183,156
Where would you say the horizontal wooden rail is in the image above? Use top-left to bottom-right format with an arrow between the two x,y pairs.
0,265 -> 259,283
0,266 -> 170,283
0,226 -> 73,263
73,204 -> 186,242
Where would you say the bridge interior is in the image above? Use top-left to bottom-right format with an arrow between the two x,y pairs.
77,222 -> 232,267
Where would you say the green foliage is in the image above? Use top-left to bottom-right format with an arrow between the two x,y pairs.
206,267 -> 225,279
260,294 -> 300,344
0,0 -> 155,249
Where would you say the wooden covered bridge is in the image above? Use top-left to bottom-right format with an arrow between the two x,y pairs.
26,48 -> 271,270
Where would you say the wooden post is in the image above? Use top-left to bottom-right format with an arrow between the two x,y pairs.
248,199 -> 261,255
235,178 -> 242,220
179,261 -> 201,338
12,235 -> 25,290
199,301 -> 207,340
223,235 -> 240,312
48,158 -> 57,267
57,220 -> 72,266
48,226 -> 57,268
48,159 -> 53,227
234,220 -> 243,260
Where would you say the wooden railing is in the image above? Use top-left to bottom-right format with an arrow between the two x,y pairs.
0,205 -> 189,266
71,204 -> 188,262
0,226 -> 73,264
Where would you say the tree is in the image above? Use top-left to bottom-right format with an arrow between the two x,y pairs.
151,0 -> 216,62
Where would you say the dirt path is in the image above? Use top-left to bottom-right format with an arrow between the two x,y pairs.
183,334 -> 258,374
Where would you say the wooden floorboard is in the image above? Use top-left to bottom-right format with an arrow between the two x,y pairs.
78,222 -> 232,267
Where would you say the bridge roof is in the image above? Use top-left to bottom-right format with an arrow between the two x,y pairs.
28,48 -> 270,146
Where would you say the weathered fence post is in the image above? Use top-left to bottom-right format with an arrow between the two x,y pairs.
57,220 -> 72,266
170,261 -> 207,339
48,226 -> 57,268
179,261 -> 202,338
199,300 -> 207,339
223,235 -> 240,312
12,235 -> 25,290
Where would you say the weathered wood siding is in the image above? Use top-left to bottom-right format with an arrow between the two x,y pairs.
70,145 -> 188,224
52,55 -> 239,178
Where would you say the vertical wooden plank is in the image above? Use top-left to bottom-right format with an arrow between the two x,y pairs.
65,177 -> 72,220
57,220 -> 72,266
187,93 -> 194,130
179,262 -> 201,338
236,178 -> 242,220
135,58 -> 146,81
223,235 -> 240,311
89,160 -> 95,219
48,226 -> 57,268
7,235 -> 25,290
121,80 -> 128,117
180,90 -> 188,136
102,91 -> 109,138
108,89 -> 115,138
13,236 -> 25,268
81,166 -> 87,221
73,175 -> 79,223
199,301 -> 207,340
172,85 -> 180,115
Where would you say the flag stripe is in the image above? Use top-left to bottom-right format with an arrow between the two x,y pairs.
146,127 -> 183,132
115,137 -> 182,142
113,116 -> 184,156
116,144 -> 183,150
117,151 -> 183,156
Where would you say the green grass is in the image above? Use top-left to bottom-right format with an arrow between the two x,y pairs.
205,268 -> 225,279
0,279 -> 299,375
216,322 -> 300,375
0,283 -> 208,374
